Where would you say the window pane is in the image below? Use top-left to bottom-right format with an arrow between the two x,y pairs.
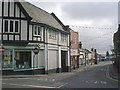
15,21 -> 18,32
38,27 -> 41,35
49,29 -> 52,38
14,51 -> 31,69
34,26 -> 37,35
4,20 -> 8,32
10,21 -> 13,32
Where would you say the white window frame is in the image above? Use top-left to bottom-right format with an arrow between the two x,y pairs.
61,33 -> 67,42
33,25 -> 42,37
3,19 -> 20,33
49,28 -> 57,40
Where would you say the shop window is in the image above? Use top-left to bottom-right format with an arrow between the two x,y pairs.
2,51 -> 13,69
14,51 -> 31,69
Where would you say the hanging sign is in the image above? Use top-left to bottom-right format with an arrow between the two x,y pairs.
33,48 -> 39,54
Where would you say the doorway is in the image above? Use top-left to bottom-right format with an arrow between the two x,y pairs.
61,51 -> 68,72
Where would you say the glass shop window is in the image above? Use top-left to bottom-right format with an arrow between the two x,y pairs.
14,51 -> 31,69
2,51 -> 13,69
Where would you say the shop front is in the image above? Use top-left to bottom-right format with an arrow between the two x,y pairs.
2,45 -> 45,75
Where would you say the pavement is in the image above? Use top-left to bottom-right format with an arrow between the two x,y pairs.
108,64 -> 119,81
2,61 -> 119,82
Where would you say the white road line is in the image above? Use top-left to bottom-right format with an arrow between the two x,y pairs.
85,81 -> 89,83
100,81 -> 107,84
3,83 -> 57,88
94,81 -> 98,84
2,78 -> 29,80
57,83 -> 68,88
52,79 -> 55,82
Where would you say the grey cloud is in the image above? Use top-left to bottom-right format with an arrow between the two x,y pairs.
61,2 -> 118,20
25,1 -> 117,54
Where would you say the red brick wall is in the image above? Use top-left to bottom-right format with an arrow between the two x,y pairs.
70,29 -> 79,49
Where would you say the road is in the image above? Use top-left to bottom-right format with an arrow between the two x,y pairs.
2,61 -> 119,89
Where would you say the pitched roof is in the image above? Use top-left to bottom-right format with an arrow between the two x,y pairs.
19,1 -> 65,31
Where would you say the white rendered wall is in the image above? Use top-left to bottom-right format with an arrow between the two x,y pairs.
21,20 -> 27,40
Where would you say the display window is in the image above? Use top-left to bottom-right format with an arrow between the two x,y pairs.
2,50 -> 13,69
14,50 -> 31,69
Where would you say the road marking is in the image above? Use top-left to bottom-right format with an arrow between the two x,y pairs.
52,79 -> 55,82
2,78 -> 29,80
84,80 -> 107,85
106,65 -> 119,82
2,78 -> 15,80
100,81 -> 107,84
85,81 -> 89,83
17,78 -> 29,80
3,83 -> 57,88
94,81 -> 98,84
3,82 -> 68,88
57,83 -> 68,88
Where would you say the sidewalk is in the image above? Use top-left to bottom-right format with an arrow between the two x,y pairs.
109,64 -> 119,81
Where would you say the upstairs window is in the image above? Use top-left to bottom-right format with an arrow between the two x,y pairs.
38,27 -> 41,35
33,26 -> 42,36
33,25 -> 43,41
4,20 -> 8,32
15,21 -> 19,32
34,26 -> 37,35
10,21 -> 13,32
49,29 -> 57,40
4,20 -> 19,33
61,33 -> 67,42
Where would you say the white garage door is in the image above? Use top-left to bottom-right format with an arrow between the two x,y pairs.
48,50 -> 58,70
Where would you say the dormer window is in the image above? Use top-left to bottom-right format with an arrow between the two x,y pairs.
33,26 -> 42,36
33,25 -> 43,41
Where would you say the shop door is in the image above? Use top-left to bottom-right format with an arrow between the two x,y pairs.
61,51 -> 68,72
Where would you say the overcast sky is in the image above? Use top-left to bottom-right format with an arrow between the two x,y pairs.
25,0 -> 119,55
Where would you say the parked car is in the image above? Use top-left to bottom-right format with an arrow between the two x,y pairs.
101,57 -> 106,61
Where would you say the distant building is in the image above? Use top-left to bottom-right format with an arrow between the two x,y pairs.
70,29 -> 79,69
79,48 -> 92,66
